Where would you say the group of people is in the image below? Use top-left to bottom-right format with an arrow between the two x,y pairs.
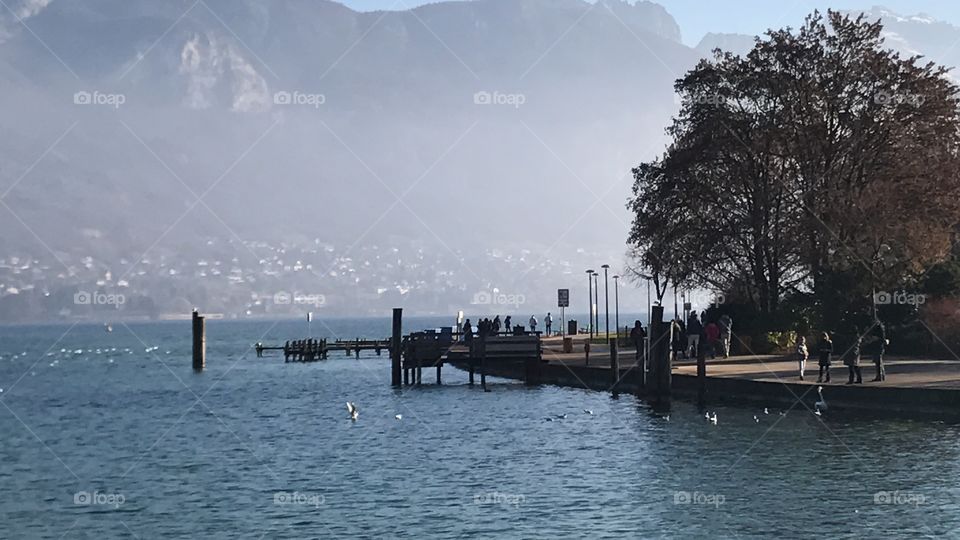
797,321 -> 889,384
668,311 -> 734,360
460,313 -> 556,344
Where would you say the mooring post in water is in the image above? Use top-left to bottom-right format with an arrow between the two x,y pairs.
479,335 -> 487,391
609,337 -> 619,390
192,309 -> 205,371
391,308 -> 402,386
697,330 -> 707,405
646,306 -> 665,396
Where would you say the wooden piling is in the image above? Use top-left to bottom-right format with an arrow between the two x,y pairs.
609,337 -> 619,390
697,330 -> 707,405
192,310 -> 205,371
646,306 -> 665,397
391,308 -> 402,386
479,335 -> 487,391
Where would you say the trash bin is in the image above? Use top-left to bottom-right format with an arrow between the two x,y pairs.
568,320 -> 578,336
562,337 -> 573,353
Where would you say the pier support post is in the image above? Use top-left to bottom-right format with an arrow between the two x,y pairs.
437,365 -> 442,385
646,306 -> 665,397
391,308 -> 402,386
192,310 -> 205,371
479,336 -> 487,391
609,337 -> 619,390
697,331 -> 707,406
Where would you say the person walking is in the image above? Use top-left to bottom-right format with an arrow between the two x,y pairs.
492,315 -> 502,334
845,327 -> 863,384
872,320 -> 888,381
817,332 -> 833,383
545,312 -> 553,337
630,320 -> 647,365
796,336 -> 808,380
529,315 -> 538,334
705,319 -> 720,359
686,311 -> 703,358
719,314 -> 733,358
504,315 -> 512,333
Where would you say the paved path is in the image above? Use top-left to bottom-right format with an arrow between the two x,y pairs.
534,334 -> 960,390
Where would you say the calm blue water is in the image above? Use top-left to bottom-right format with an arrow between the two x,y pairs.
0,317 -> 958,539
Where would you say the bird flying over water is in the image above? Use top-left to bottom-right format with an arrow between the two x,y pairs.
346,402 -> 359,421
709,412 -> 718,425
814,386 -> 828,415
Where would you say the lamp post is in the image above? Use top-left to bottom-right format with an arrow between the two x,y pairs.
613,274 -> 620,340
601,264 -> 610,340
586,269 -> 594,338
592,271 -> 599,337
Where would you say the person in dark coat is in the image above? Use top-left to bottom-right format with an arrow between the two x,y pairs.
492,315 -> 502,335
463,319 -> 473,345
871,320 -> 888,382
630,320 -> 647,364
845,327 -> 863,384
817,332 -> 833,383
504,316 -> 512,333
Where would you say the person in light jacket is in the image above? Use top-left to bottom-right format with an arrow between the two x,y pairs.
796,336 -> 808,380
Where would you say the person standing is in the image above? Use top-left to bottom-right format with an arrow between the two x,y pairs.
796,336 -> 808,380
686,311 -> 703,358
492,315 -> 502,335
705,319 -> 720,359
463,319 -> 473,345
529,315 -> 538,334
872,320 -> 888,382
845,327 -> 863,384
545,312 -> 553,337
817,332 -> 833,383
630,320 -> 647,364
504,315 -> 512,333
719,314 -> 733,358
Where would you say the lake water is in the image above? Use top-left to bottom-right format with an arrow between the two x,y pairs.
1,317 -> 958,538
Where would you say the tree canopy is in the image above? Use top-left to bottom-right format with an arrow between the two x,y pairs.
627,10 -> 960,332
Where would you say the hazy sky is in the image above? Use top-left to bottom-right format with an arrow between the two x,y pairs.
340,0 -> 960,46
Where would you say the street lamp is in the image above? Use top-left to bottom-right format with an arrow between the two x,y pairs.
613,274 -> 620,340
591,272 -> 600,336
601,264 -> 610,340
586,269 -> 594,338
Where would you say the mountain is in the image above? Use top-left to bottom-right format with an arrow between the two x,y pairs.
0,0 -> 700,319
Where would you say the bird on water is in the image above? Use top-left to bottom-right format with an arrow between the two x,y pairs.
346,402 -> 359,421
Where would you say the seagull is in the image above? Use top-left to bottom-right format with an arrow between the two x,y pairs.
814,386 -> 828,415
764,408 -> 769,415
704,412 -> 710,420
346,402 -> 359,421
753,415 -> 759,423
664,415 -> 670,422
555,414 -> 567,420
583,409 -> 594,415
544,417 -> 554,422
778,410 -> 787,416
709,412 -> 718,425
394,414 -> 402,420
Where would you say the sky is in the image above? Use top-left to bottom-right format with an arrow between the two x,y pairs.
338,0 -> 960,46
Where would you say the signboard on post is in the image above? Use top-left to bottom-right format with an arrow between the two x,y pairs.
558,289 -> 570,308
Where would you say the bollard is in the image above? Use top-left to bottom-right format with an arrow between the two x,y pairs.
192,310 -> 205,371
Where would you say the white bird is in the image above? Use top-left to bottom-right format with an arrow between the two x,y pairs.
814,386 -> 828,415
394,414 -> 402,420
709,412 -> 718,425
778,410 -> 787,416
583,409 -> 594,415
753,415 -> 759,422
555,414 -> 567,419
704,412 -> 710,420
664,415 -> 670,422
346,402 -> 359,421
764,408 -> 769,415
